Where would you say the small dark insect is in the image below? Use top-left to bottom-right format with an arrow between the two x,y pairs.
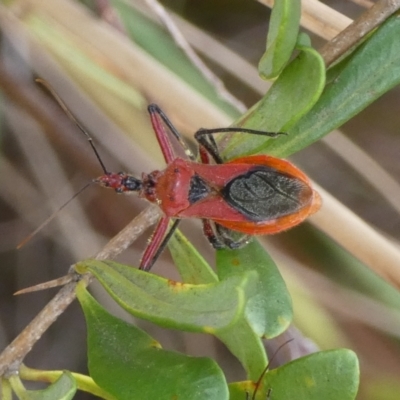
20,80 -> 320,271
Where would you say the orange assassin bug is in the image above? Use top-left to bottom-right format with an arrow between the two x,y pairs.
22,81 -> 321,271
95,104 -> 321,271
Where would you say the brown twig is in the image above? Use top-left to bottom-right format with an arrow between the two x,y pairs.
0,205 -> 161,376
320,0 -> 400,67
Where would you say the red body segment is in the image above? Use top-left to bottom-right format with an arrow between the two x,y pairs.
136,155 -> 321,233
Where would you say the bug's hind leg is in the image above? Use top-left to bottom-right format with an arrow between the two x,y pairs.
202,219 -> 251,249
215,224 -> 251,249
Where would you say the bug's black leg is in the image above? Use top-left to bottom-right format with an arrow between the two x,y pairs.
148,104 -> 197,161
195,129 -> 223,164
215,224 -> 251,249
195,127 -> 285,164
202,219 -> 226,249
202,220 -> 251,249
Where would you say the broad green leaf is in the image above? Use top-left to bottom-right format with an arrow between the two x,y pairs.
75,259 -> 256,333
11,372 -> 76,400
168,234 -> 292,378
258,0 -> 301,79
168,233 -> 268,378
216,319 -> 267,381
223,45 -> 325,159
262,14 -> 400,157
213,241 -> 292,379
229,349 -> 359,400
217,240 -> 292,338
76,284 -> 229,400
168,229 -> 218,284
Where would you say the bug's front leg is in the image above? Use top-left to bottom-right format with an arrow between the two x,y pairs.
139,218 -> 182,272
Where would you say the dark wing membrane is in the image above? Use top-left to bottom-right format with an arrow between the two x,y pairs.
188,174 -> 212,204
221,166 -> 313,222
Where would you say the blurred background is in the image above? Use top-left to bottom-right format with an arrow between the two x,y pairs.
0,0 -> 400,399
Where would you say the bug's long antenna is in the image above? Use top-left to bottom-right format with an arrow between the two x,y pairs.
251,339 -> 294,400
17,182 -> 93,249
35,78 -> 109,174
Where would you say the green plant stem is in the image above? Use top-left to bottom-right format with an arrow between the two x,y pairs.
19,365 -> 116,400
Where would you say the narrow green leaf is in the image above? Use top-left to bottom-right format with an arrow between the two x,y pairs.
229,349 -> 360,400
13,373 -> 77,400
263,14 -> 400,157
258,0 -> 301,79
224,45 -> 325,159
76,284 -> 229,400
75,259 -> 256,333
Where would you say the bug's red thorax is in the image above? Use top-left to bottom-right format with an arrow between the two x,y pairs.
141,158 -> 194,215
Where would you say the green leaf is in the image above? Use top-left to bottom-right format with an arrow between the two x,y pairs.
213,240 -> 292,379
168,232 -> 268,379
12,372 -> 77,400
167,233 -> 292,379
216,319 -> 267,381
224,45 -> 325,159
168,229 -> 218,284
296,32 -> 312,48
263,14 -> 400,157
76,284 -> 229,400
75,259 -> 256,333
229,349 -> 360,400
217,240 -> 292,338
258,0 -> 301,79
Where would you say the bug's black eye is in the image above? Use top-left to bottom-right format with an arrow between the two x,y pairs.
121,175 -> 142,192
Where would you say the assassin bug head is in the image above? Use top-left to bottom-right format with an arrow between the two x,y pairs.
94,172 -> 143,193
